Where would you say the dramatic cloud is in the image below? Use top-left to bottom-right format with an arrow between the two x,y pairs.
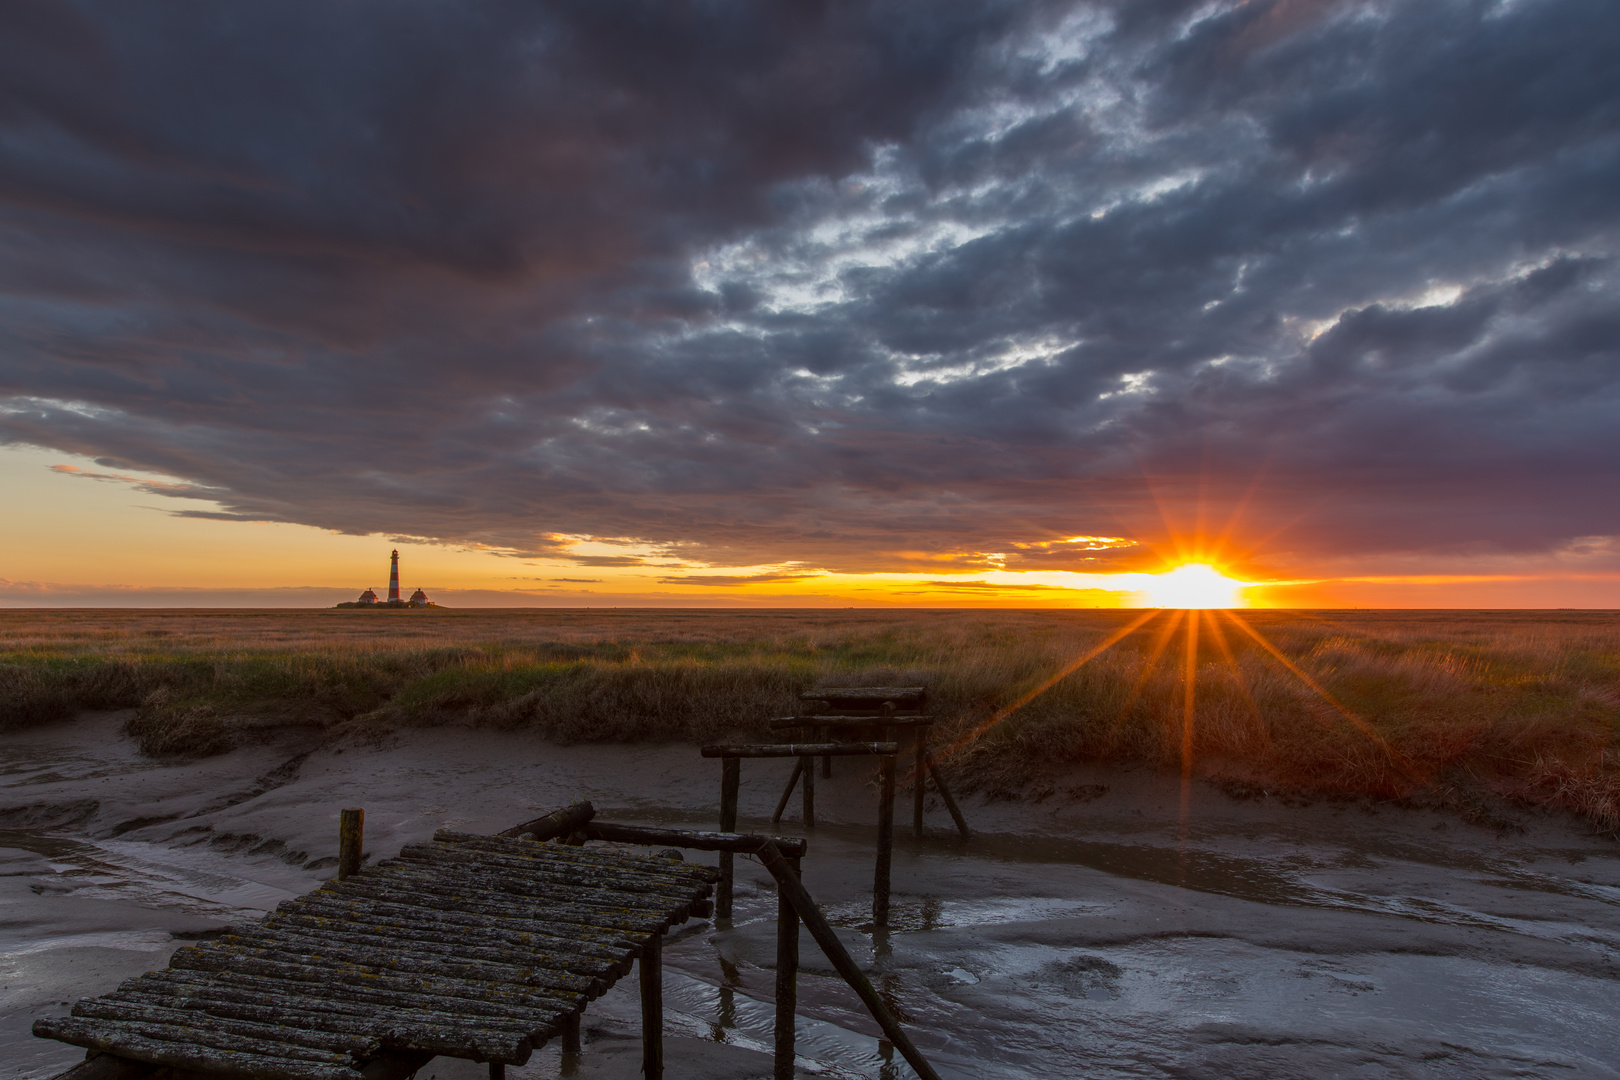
3,0 -> 1617,579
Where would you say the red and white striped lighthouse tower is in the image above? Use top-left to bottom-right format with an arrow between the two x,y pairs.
388,550 -> 401,603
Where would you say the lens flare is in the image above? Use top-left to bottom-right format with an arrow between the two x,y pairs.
1138,563 -> 1247,608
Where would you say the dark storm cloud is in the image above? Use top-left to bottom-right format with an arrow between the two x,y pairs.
2,0 -> 1617,574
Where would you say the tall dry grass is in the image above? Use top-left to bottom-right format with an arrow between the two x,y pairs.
2,608 -> 1617,828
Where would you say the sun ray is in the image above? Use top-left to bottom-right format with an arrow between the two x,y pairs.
1204,608 -> 1269,743
937,608 -> 1163,762
1221,610 -> 1421,781
1182,609 -> 1199,783
1113,608 -> 1185,729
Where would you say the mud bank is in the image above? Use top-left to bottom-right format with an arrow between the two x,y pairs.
4,712 -> 1619,1079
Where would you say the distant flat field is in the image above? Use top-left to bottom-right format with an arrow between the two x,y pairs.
3,607 -> 1618,829
5,605 -> 1619,651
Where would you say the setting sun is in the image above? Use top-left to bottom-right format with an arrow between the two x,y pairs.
1138,563 -> 1247,608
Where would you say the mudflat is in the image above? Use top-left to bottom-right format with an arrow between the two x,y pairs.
4,711 -> 1617,1079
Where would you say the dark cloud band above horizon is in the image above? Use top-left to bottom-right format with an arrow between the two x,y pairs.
3,0 -> 1617,577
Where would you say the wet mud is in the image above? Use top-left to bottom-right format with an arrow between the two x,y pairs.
4,712 -> 1618,1078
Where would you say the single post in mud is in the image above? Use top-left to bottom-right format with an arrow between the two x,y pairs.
718,756 -> 740,918
338,807 -> 364,881
640,934 -> 663,1080
561,1011 -> 581,1054
488,1064 -> 504,1080
802,752 -> 815,827
913,729 -> 928,837
820,723 -> 832,779
874,753 -> 895,926
774,853 -> 800,1080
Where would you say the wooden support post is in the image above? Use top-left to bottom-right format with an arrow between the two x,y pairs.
718,757 -> 740,919
913,730 -> 927,838
773,855 -> 800,1080
488,1064 -> 505,1080
561,1011 -> 581,1054
754,842 -> 942,1080
771,759 -> 803,824
338,808 -> 364,881
820,725 -> 832,779
801,754 -> 815,828
874,754 -> 895,926
926,754 -> 970,840
640,934 -> 663,1080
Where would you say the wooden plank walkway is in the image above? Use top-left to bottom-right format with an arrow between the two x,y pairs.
36,829 -> 716,1080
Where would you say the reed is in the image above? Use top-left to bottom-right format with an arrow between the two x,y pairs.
2,608 -> 1616,828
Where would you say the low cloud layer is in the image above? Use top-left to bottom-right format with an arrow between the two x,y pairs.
3,0 -> 1616,579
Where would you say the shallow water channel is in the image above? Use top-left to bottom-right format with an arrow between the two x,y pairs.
4,713 -> 1619,1079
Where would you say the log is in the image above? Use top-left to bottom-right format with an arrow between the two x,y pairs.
194,937 -> 600,997
34,1015 -> 355,1072
338,808 -> 364,882
927,754 -> 971,839
768,716 -> 935,729
427,841 -> 719,893
774,855 -> 799,1080
497,800 -> 595,840
262,913 -> 633,979
771,758 -> 803,825
166,950 -> 584,1014
797,687 -> 925,705
717,756 -> 739,919
284,895 -> 644,955
751,844 -> 942,1080
134,968 -> 567,1029
579,823 -> 807,859
324,879 -> 675,935
69,999 -> 380,1057
365,860 -> 698,915
700,743 -> 897,758
235,923 -> 614,988
640,935 -> 662,1080
395,845 -> 715,894
874,754 -> 895,926
108,988 -> 539,1059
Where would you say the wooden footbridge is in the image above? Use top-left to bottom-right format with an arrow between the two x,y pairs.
37,799 -> 942,1080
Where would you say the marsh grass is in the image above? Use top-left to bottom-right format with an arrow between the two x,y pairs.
3,608 -> 1617,828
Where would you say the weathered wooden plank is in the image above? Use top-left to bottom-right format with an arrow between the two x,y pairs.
700,742 -> 897,758
234,924 -> 615,988
35,1015 -> 354,1069
767,716 -> 935,729
263,913 -> 633,980
70,999 -> 381,1057
103,991 -> 534,1064
431,835 -> 719,885
580,823 -> 808,859
133,969 -> 566,1029
35,1017 -> 360,1080
380,855 -> 703,908
166,950 -> 584,1013
394,846 -> 714,897
193,937 -> 601,998
322,880 -> 674,935
496,800 -> 595,840
284,895 -> 646,954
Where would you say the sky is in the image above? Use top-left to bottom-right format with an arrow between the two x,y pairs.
2,0 -> 1618,608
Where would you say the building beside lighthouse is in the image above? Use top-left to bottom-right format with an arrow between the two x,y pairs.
336,550 -> 438,608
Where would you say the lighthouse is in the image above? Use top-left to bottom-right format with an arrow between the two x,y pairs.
388,550 -> 401,603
